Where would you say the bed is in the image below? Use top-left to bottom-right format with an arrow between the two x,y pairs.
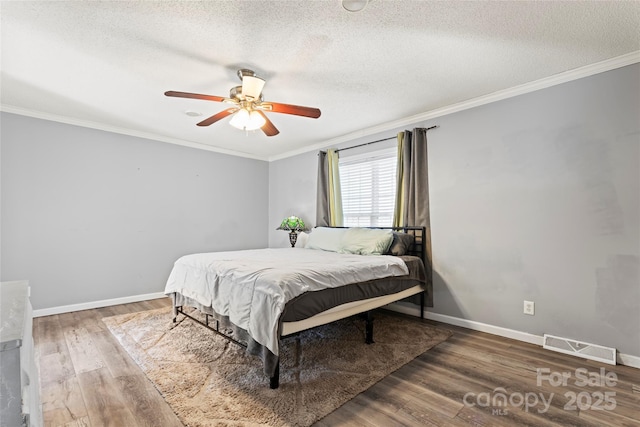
165,226 -> 429,388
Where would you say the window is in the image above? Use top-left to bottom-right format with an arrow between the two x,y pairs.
339,147 -> 397,227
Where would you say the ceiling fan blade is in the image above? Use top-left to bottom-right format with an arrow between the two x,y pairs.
256,111 -> 279,136
196,108 -> 238,126
165,90 -> 227,103
262,102 -> 321,119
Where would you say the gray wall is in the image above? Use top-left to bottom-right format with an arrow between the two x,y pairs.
268,151 -> 318,248
268,64 -> 640,357
1,113 -> 269,309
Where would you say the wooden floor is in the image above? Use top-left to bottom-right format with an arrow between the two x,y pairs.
34,298 -> 639,427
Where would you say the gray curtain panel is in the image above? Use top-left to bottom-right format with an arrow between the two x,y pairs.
397,128 -> 433,306
316,151 -> 330,227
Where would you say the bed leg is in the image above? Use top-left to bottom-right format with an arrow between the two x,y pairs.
365,311 -> 374,344
172,305 -> 178,323
270,360 -> 280,389
420,291 -> 425,320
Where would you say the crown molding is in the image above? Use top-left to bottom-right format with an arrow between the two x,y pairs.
0,105 -> 268,161
268,50 -> 640,162
2,51 -> 637,163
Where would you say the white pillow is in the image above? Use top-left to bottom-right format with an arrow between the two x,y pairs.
339,228 -> 394,255
305,227 -> 347,252
296,231 -> 309,248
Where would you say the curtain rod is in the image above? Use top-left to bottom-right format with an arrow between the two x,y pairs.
335,125 -> 438,153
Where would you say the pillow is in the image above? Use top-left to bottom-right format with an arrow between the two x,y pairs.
305,227 -> 347,252
296,231 -> 309,248
339,228 -> 394,255
386,231 -> 415,256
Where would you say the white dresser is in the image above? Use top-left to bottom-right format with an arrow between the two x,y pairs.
1,280 -> 42,427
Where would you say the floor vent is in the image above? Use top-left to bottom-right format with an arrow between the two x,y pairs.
543,334 -> 616,365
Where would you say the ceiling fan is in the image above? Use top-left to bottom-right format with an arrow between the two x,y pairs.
165,69 -> 321,137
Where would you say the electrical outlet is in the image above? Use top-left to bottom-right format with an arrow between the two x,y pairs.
524,300 -> 535,315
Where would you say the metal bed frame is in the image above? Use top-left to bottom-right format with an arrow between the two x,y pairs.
172,226 -> 427,389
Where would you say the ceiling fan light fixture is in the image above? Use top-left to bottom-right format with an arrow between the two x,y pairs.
248,110 -> 266,129
229,108 -> 265,131
229,108 -> 249,129
242,75 -> 266,100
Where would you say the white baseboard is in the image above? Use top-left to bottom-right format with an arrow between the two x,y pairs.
386,303 -> 640,369
32,292 -> 167,317
617,353 -> 640,369
386,303 -> 543,345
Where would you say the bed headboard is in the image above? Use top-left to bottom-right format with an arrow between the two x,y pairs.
329,226 -> 426,261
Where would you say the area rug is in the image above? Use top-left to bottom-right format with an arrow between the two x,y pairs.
103,307 -> 451,427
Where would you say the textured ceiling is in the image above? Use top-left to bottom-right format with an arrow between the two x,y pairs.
1,1 -> 639,161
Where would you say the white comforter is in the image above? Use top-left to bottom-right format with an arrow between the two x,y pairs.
164,248 -> 408,355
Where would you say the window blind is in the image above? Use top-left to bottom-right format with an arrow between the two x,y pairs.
339,148 -> 397,227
